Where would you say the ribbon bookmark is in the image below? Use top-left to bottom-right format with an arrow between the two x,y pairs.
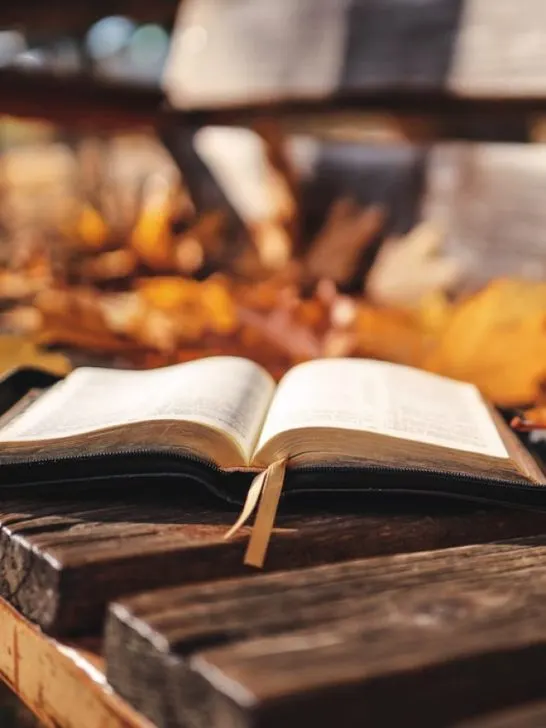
224,459 -> 287,568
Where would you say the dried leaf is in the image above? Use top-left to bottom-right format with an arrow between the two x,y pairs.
1,306 -> 42,334
74,204 -> 109,250
0,334 -> 71,376
36,326 -> 134,354
424,280 -> 546,406
238,306 -> 321,361
130,176 -> 176,270
305,200 -> 384,286
321,330 -> 358,358
414,291 -> 454,335
366,222 -> 464,307
352,303 -> 432,368
79,249 -> 137,281
175,237 -> 204,275
511,406 -> 546,432
133,308 -> 181,352
0,270 -> 46,300
137,276 -> 237,342
35,288 -> 109,335
137,277 -> 198,310
200,279 -> 238,335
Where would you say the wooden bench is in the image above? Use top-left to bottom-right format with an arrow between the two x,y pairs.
105,537 -> 546,728
8,530 -> 546,728
3,0 -> 546,140
0,597 -> 146,728
5,492 -> 546,636
2,2 -> 546,727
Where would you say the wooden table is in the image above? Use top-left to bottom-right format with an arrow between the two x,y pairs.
8,532 -> 546,728
0,596 -> 146,728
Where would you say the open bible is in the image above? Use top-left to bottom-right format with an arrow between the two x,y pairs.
0,357 -> 543,562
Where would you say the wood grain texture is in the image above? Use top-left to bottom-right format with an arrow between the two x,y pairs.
106,535 -> 546,728
457,702 -> 546,728
4,490 -> 546,636
0,596 -> 148,728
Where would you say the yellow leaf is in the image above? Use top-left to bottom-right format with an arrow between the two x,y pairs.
75,204 -> 109,250
0,335 -> 71,377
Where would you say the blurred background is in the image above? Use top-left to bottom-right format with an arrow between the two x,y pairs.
1,0 -> 546,722
0,2 -> 544,411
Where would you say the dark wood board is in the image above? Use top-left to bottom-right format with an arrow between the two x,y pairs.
453,701 -> 546,728
3,0 -> 546,138
0,67 -> 542,141
0,69 -> 162,132
0,0 -> 178,31
4,489 -> 546,636
0,67 -> 542,140
457,702 -> 546,728
106,536 -> 546,728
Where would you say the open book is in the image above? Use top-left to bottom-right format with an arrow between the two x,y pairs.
0,356 -> 543,566
0,356 -> 542,492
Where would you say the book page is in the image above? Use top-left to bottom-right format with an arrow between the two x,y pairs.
256,359 -> 508,459
0,357 -> 275,462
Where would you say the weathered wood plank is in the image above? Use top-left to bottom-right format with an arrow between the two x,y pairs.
0,0 -> 178,30
3,1 -> 546,139
4,490 -> 546,636
106,536 -> 546,728
0,596 -> 148,728
422,143 -> 546,288
457,702 -> 546,728
449,0 -> 546,96
163,0 -> 546,114
0,69 -> 162,131
0,67 -> 544,142
164,0 -> 464,108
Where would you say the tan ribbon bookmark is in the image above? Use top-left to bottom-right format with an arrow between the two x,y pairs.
224,459 -> 287,569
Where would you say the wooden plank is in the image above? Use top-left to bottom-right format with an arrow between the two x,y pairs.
0,69 -> 162,131
164,0 -> 463,108
0,66 -> 544,142
2,1 -> 546,139
4,491 -> 546,637
106,536 -> 546,728
422,143 -> 546,288
449,0 -> 546,96
0,0 -> 178,31
0,596 -> 148,728
457,702 -> 546,727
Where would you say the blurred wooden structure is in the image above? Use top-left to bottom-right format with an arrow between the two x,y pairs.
0,0 -> 179,31
2,0 -> 546,141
